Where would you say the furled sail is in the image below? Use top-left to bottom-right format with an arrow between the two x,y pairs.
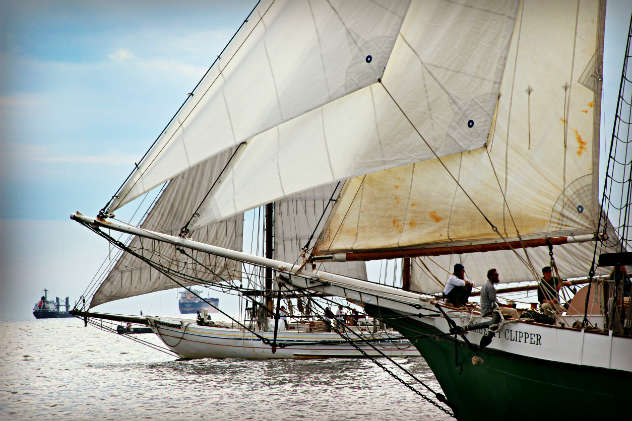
106,0 -> 519,231
274,184 -> 367,279
315,0 -> 605,261
90,149 -> 243,308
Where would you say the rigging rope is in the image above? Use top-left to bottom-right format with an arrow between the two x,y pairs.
584,13 -> 632,325
100,0 -> 267,214
180,142 -> 247,237
280,279 -> 454,418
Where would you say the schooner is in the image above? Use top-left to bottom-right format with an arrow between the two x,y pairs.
71,1 -> 631,419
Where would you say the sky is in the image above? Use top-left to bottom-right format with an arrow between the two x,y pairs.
1,0 -> 631,322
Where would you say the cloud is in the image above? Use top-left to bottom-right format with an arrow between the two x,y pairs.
107,48 -> 135,62
2,143 -> 137,166
0,93 -> 47,108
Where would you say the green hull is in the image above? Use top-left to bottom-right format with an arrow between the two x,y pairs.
366,305 -> 630,421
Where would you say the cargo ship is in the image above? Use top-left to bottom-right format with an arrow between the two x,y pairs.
33,289 -> 74,319
178,289 -> 219,314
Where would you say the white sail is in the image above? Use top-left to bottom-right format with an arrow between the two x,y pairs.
274,184 -> 367,279
107,0 -> 518,231
315,0 -> 604,256
107,0 -> 411,212
90,149 -> 243,308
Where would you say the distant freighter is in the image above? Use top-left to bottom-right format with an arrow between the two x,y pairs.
33,289 -> 74,319
178,288 -> 219,314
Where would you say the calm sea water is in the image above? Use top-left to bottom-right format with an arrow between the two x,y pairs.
0,319 -> 451,421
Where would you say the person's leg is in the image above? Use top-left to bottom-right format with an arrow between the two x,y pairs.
447,286 -> 466,306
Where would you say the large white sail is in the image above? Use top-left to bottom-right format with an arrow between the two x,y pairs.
107,0 -> 410,212
315,0 -> 604,259
90,149 -> 243,308
107,0 -> 518,231
275,184 -> 367,279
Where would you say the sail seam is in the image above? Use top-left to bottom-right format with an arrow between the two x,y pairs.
398,164 -> 416,248
274,127 -> 287,197
307,0 -> 332,102
324,0 -> 361,51
369,85 -> 387,168
502,0 -> 525,236
323,177 -> 365,252
319,108 -> 336,180
484,148 -> 540,281
446,153 -> 463,242
260,9 -> 285,122
396,33 -> 466,146
561,1 -> 581,229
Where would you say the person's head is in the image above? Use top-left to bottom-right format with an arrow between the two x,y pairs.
280,306 -> 286,310
487,268 -> 499,284
454,264 -> 465,279
542,266 -> 552,280
338,305 -> 343,310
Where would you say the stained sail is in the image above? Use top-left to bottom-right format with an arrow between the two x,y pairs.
90,149 -> 243,308
274,184 -> 367,279
315,0 -> 604,261
106,0 -> 518,231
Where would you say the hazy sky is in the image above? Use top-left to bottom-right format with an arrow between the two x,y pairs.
1,1 -> 631,321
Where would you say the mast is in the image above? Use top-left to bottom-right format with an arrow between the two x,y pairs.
265,203 -> 274,316
402,258 -> 411,291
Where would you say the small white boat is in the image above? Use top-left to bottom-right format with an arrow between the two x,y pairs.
147,316 -> 419,359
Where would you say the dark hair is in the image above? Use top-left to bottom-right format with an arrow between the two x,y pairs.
454,263 -> 465,273
542,266 -> 552,273
487,268 -> 497,279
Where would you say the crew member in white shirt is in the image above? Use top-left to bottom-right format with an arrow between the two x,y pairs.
443,263 -> 473,307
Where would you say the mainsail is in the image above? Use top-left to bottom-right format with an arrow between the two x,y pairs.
105,0 -> 518,230
315,0 -> 605,269
90,149 -> 243,308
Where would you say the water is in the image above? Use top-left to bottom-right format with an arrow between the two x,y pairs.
0,319 -> 451,421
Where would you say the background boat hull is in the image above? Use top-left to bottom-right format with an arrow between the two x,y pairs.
147,318 -> 419,360
33,310 -> 74,319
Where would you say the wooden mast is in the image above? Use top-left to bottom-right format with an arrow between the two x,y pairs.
265,203 -> 274,316
402,258 -> 411,291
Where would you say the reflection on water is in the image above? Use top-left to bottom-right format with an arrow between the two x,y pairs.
0,320 -> 450,421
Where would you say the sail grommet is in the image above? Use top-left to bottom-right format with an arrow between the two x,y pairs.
577,205 -> 584,213
365,55 -> 372,63
467,120 -> 474,128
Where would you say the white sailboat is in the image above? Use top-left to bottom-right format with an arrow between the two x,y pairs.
71,0 -> 631,419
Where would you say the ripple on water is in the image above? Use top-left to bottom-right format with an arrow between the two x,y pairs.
0,320 -> 450,421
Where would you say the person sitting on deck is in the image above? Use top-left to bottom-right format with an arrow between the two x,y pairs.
480,268 -> 499,316
481,269 -> 520,319
323,306 -> 335,332
538,266 -> 571,314
279,305 -> 289,329
443,264 -> 473,307
335,305 -> 345,327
